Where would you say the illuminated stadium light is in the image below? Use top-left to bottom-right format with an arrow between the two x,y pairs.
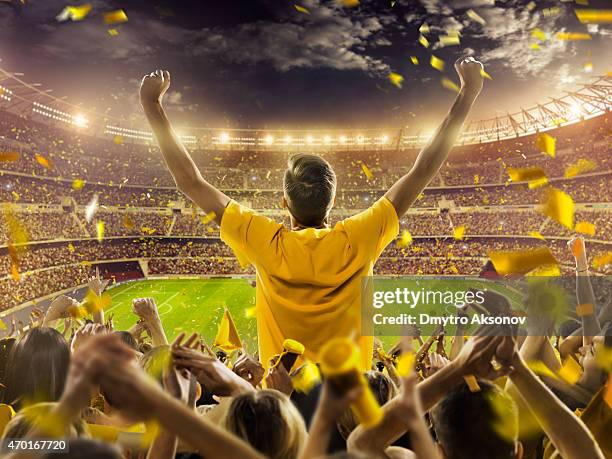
380,134 -> 389,144
32,101 -> 74,125
339,135 -> 347,144
0,85 -> 12,102
264,135 -> 274,145
219,132 -> 230,144
306,135 -> 314,145
285,135 -> 292,145
356,135 -> 364,144
323,135 -> 331,145
72,113 -> 88,128
105,124 -> 154,142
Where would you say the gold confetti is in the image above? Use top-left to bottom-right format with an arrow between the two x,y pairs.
410,56 -> 419,65
528,231 -> 545,241
555,32 -> 591,40
574,9 -> 612,24
123,214 -> 135,229
506,166 -> 546,183
0,152 -> 20,162
441,77 -> 460,93
418,35 -> 429,48
113,135 -> 123,145
528,177 -> 548,189
593,252 -> 612,270
419,23 -> 430,34
67,243 -> 75,253
564,158 -> 596,178
108,28 -> 119,36
439,35 -> 460,46
576,303 -> 594,317
453,226 -> 465,240
201,211 -> 217,225
531,28 -> 547,41
34,154 -> 52,169
488,247 -> 558,276
56,4 -> 92,22
294,4 -> 310,14
397,230 -> 413,247
71,179 -> 85,190
557,357 -> 582,385
103,9 -> 128,24
575,221 -> 595,236
535,133 -> 556,157
360,163 -> 374,180
542,187 -> 574,229
466,9 -> 486,25
530,43 -> 540,50
96,221 -> 105,242
388,72 -> 404,88
430,55 -> 445,71
480,68 -> 493,80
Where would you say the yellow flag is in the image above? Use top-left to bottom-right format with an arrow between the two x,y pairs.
213,309 -> 242,352
488,247 -> 558,276
542,187 -> 574,229
453,226 -> 465,240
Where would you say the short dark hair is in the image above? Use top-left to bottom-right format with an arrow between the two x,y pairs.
284,154 -> 336,227
430,380 -> 518,459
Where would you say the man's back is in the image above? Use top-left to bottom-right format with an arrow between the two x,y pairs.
220,197 -> 399,369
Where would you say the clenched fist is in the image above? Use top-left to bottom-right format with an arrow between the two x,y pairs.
455,56 -> 484,95
140,69 -> 171,107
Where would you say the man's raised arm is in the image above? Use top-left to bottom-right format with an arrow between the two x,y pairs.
140,70 -> 229,224
385,56 -> 484,218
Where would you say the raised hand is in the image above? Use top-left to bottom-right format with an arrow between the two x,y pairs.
455,56 -> 484,95
87,268 -> 110,297
43,294 -> 80,324
233,352 -> 265,387
265,358 -> 293,396
132,297 -> 160,320
70,322 -> 109,353
140,70 -> 171,107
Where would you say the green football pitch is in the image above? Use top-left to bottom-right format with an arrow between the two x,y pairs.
106,277 -> 523,353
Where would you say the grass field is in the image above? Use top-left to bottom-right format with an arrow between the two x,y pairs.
107,277 -> 523,353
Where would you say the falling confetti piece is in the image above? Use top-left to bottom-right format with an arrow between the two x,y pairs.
466,9 -> 486,25
531,28 -> 547,41
419,23 -> 430,34
488,247 -> 558,276
108,28 -> 119,36
542,187 -> 574,230
85,194 -> 99,223
453,226 -> 465,240
530,43 -> 540,50
418,34 -> 429,48
72,179 -> 85,190
593,252 -> 612,270
584,61 -> 593,72
388,72 -> 404,88
397,230 -> 413,247
430,55 -> 445,71
342,0 -> 360,6
113,135 -> 123,145
526,1 -> 536,11
0,152 -> 20,162
294,4 -> 310,14
410,56 -> 419,65
575,221 -> 595,236
535,133 -> 556,157
506,166 -> 546,183
557,356 -> 582,385
396,351 -> 415,377
96,221 -> 105,242
564,158 -> 596,178
123,214 -> 135,229
56,3 -> 92,22
34,154 -> 52,169
441,77 -> 460,93
574,9 -> 612,23
555,32 -> 591,40
201,211 -> 217,225
68,243 -> 75,253
576,303 -> 594,317
439,35 -> 460,46
104,9 -> 128,24
528,231 -> 545,240
473,174 -> 480,184
360,162 -> 374,180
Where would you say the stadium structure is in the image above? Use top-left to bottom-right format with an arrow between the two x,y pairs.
0,66 -> 610,337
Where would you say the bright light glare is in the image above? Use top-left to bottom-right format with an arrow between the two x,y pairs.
357,135 -> 364,144
323,135 -> 331,144
569,103 -> 583,118
381,134 -> 389,144
339,135 -> 347,144
264,135 -> 274,145
306,135 -> 314,144
285,135 -> 292,145
219,132 -> 230,144
73,114 -> 88,128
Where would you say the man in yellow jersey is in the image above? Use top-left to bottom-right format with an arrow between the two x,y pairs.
140,56 -> 484,370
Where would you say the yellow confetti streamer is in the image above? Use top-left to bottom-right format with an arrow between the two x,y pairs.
418,35 -> 429,48
575,221 -> 595,236
453,226 -> 465,240
466,9 -> 486,25
564,158 -> 596,178
360,163 -> 374,180
388,72 -> 404,88
294,4 -> 310,14
506,166 -> 546,183
108,28 -> 119,36
488,247 -> 558,276
430,55 -> 445,71
528,231 -> 545,241
410,56 -> 419,65
397,230 -> 413,247
441,77 -> 460,93
103,9 -> 128,24
535,133 -> 556,157
71,179 -> 85,190
575,9 -> 612,24
35,154 -> 52,169
542,187 -> 574,230
555,32 -> 591,41
96,221 -> 105,242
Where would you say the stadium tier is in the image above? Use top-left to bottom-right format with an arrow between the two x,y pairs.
0,108 -> 611,310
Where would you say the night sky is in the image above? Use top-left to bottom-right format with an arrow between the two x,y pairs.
0,0 -> 610,131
